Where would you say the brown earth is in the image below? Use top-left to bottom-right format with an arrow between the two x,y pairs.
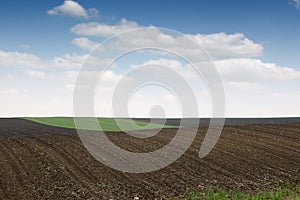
0,119 -> 299,199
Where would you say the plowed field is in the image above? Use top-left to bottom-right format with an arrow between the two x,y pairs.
0,119 -> 299,199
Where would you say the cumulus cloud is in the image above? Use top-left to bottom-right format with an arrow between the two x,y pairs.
72,37 -> 98,51
0,50 -> 43,68
130,58 -> 300,83
47,0 -> 99,19
189,33 -> 263,59
51,53 -> 87,69
130,59 -> 196,79
292,0 -> 300,9
65,70 -> 126,83
0,50 -> 87,69
70,19 -> 263,59
215,58 -> 300,81
71,18 -> 139,37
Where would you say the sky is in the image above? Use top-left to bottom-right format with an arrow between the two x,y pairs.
0,0 -> 300,117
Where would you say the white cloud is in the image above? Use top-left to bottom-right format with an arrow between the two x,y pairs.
0,50 -> 87,69
225,81 -> 265,91
72,37 -> 98,51
129,58 -> 300,83
47,0 -> 99,19
2,57 -> 300,117
189,33 -> 263,59
215,58 -> 300,81
0,50 -> 44,69
130,58 -> 196,79
292,0 -> 300,9
71,18 -> 139,37
65,70 -> 125,83
70,19 -> 263,59
53,53 -> 88,69
25,69 -> 46,79
87,8 -> 100,19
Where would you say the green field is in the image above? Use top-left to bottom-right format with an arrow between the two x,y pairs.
24,117 -> 176,132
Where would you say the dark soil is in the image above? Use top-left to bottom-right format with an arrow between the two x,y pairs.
0,119 -> 299,199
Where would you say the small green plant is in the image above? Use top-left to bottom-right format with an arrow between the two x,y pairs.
96,182 -> 112,189
183,190 -> 200,200
58,164 -> 65,171
182,185 -> 300,200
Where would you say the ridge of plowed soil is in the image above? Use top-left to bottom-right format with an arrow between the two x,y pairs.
0,119 -> 299,199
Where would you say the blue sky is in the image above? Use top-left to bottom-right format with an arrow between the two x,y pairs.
1,0 -> 300,66
0,0 -> 300,117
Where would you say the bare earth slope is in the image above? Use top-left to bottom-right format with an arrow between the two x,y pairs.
0,119 -> 299,199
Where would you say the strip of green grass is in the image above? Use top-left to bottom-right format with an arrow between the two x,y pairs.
182,185 -> 300,200
23,117 -> 176,132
